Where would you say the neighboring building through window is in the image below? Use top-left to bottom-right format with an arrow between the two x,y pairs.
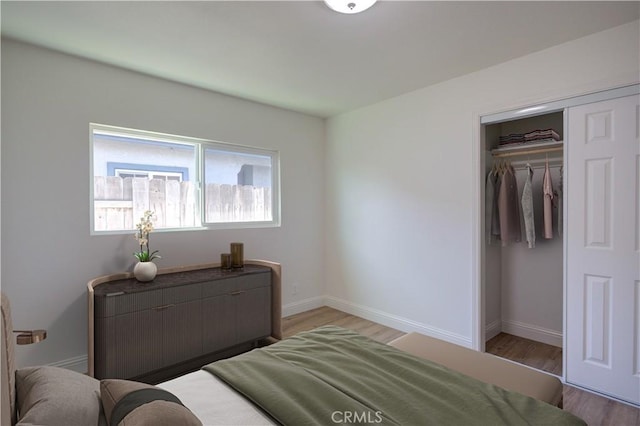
108,162 -> 188,182
91,123 -> 280,233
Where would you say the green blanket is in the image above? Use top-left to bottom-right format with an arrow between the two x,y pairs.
203,326 -> 585,426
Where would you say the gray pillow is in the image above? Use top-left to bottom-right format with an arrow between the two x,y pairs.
16,366 -> 107,426
101,379 -> 201,426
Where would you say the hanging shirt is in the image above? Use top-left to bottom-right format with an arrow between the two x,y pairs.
521,164 -> 535,248
498,166 -> 522,246
543,160 -> 554,239
485,170 -> 499,245
484,169 -> 500,244
491,171 -> 502,238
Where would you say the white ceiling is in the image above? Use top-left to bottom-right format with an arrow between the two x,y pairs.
2,1 -> 639,118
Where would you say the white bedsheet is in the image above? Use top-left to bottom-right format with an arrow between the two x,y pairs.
158,370 -> 274,425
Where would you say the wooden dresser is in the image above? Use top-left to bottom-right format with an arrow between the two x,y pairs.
87,260 -> 281,382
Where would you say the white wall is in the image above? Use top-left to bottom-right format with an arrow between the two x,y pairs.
1,39 -> 326,369
325,21 -> 640,346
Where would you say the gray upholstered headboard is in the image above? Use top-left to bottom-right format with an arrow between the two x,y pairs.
1,292 -> 17,426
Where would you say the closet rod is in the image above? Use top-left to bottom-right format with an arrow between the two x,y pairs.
492,146 -> 563,158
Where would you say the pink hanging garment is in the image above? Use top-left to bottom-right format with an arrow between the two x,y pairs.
542,158 -> 554,239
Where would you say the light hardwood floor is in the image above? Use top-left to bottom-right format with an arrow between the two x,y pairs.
283,306 -> 640,426
486,332 -> 563,376
486,332 -> 640,426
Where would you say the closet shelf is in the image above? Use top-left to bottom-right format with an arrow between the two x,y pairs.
491,140 -> 563,158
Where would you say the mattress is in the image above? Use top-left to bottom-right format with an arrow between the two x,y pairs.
158,370 -> 274,425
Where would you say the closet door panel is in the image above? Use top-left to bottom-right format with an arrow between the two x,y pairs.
583,274 -> 611,367
566,94 -> 640,405
584,158 -> 612,248
585,109 -> 613,144
636,154 -> 639,252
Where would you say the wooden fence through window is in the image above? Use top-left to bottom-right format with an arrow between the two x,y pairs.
94,176 -> 272,231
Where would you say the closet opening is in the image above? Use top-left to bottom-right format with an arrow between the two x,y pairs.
481,110 -> 565,377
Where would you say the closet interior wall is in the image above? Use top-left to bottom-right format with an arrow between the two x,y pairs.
484,112 -> 564,348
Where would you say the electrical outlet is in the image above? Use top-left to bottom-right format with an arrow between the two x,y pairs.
292,283 -> 299,296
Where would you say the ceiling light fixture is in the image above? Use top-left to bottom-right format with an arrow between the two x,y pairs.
324,0 -> 377,14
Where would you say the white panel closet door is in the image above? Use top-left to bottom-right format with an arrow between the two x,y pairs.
566,94 -> 640,405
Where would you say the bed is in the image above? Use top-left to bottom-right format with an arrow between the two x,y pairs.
1,292 -> 586,426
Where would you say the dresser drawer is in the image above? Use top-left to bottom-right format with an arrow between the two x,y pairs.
95,289 -> 163,318
201,272 -> 270,298
163,282 -> 202,305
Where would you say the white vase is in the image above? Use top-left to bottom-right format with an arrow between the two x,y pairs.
134,261 -> 157,282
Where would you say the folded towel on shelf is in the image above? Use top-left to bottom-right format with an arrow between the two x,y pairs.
523,129 -> 561,141
498,133 -> 525,144
499,128 -> 560,146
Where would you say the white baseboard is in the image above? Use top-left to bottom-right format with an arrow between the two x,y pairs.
324,296 -> 471,347
49,355 -> 87,374
501,319 -> 562,347
485,319 -> 502,341
282,296 -> 325,317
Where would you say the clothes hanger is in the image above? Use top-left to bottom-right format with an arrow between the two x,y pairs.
525,157 -> 533,175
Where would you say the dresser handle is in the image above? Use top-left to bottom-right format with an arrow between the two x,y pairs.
152,304 -> 175,311
229,291 -> 246,296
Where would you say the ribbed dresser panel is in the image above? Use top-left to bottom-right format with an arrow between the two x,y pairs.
115,309 -> 163,379
94,316 -> 115,379
202,295 -> 236,353
237,286 -> 272,343
163,300 -> 203,366
95,308 -> 164,379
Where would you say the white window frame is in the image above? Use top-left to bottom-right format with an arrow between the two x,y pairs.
90,123 -> 281,235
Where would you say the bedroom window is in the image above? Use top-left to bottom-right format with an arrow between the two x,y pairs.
91,123 -> 280,234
